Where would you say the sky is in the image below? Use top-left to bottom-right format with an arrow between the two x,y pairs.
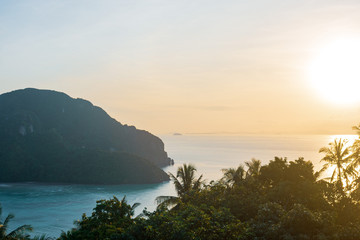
1,0 -> 360,135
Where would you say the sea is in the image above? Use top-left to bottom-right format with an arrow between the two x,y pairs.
0,134 -> 357,237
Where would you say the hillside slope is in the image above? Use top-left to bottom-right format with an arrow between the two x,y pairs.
0,88 -> 171,184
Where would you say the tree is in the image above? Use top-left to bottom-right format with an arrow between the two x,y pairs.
348,124 -> 360,176
221,165 -> 246,187
347,125 -> 360,199
259,157 -> 288,186
156,164 -> 203,209
0,204 -> 32,240
132,204 -> 247,240
221,159 -> 261,188
31,235 -> 53,240
245,158 -> 261,178
319,138 -> 355,190
59,196 -> 139,240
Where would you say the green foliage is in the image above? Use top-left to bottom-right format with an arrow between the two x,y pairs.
12,123 -> 360,239
58,147 -> 360,239
222,164 -> 246,187
126,204 -> 249,240
31,235 -> 54,240
0,204 -> 33,240
58,196 -> 139,240
170,164 -> 203,198
156,164 -> 203,209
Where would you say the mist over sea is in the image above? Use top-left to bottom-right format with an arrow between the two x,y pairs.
0,134 -> 353,237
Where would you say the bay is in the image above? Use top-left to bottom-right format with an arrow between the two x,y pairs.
0,134 -> 356,237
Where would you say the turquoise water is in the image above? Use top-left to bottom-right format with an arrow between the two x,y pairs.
0,182 -> 175,237
0,134 -> 354,237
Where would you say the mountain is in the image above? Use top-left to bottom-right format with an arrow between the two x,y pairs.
0,88 -> 171,184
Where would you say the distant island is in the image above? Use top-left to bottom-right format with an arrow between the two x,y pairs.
0,88 -> 171,184
173,133 -> 182,136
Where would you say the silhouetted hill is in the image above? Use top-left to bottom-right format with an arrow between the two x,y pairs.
0,88 -> 171,184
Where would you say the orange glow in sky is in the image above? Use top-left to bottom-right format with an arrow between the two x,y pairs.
1,1 -> 360,135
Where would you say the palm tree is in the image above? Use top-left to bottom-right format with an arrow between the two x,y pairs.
245,158 -> 261,178
221,165 -> 246,187
346,124 -> 360,194
31,235 -> 54,240
352,123 -> 360,135
319,138 -> 355,190
156,164 -> 203,209
90,196 -> 140,221
221,159 -> 261,187
60,196 -> 139,240
348,124 -> 360,170
0,204 -> 32,240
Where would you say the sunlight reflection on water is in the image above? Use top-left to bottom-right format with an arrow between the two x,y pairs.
327,134 -> 358,145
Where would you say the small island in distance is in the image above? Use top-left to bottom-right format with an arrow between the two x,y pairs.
0,88 -> 171,184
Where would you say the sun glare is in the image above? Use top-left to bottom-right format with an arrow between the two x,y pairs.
328,134 -> 358,145
307,37 -> 360,105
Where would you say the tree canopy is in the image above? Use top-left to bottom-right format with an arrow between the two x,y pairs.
8,124 -> 360,239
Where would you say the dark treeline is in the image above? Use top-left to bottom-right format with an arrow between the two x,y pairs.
4,125 -> 360,240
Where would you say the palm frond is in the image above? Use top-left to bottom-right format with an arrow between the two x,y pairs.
3,213 -> 14,228
131,202 -> 141,210
7,224 -> 32,237
317,163 -> 330,177
192,174 -> 204,190
32,234 -> 55,240
155,196 -> 179,209
330,168 -> 336,183
245,158 -> 261,177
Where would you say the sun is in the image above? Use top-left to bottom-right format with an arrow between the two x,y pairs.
307,37 -> 360,105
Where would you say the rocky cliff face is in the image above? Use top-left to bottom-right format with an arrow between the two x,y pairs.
0,88 -> 171,184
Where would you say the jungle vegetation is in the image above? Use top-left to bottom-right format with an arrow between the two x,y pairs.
5,125 -> 360,239
55,126 -> 360,240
